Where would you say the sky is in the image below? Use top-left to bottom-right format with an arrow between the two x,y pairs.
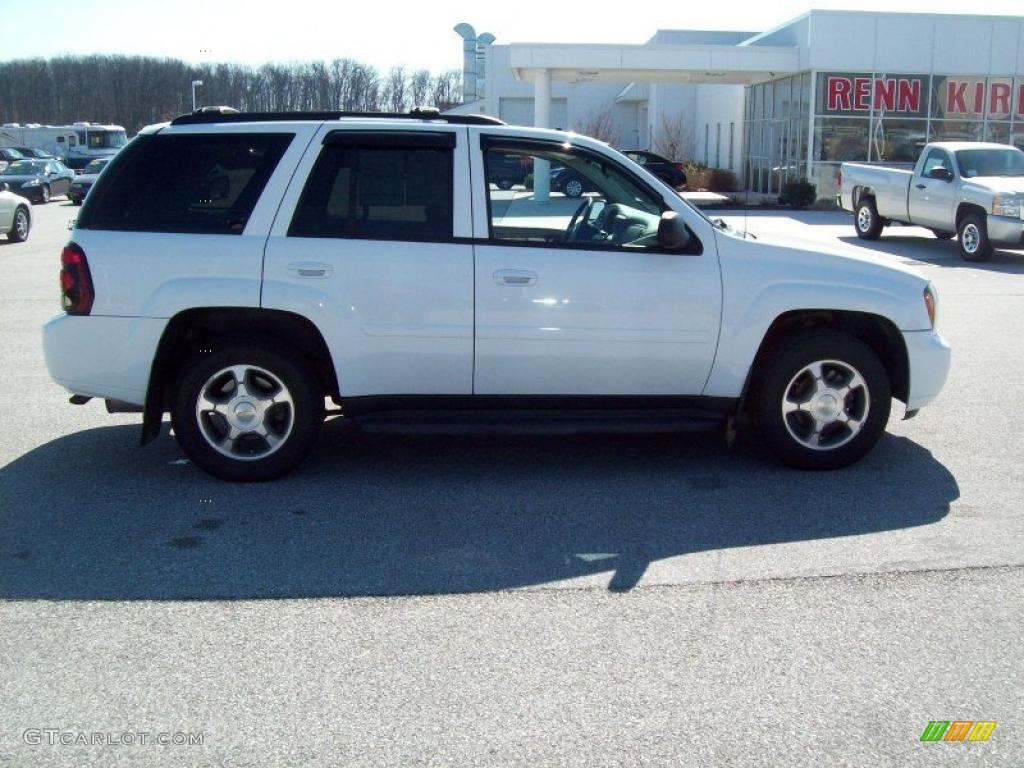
3,0 -> 1022,74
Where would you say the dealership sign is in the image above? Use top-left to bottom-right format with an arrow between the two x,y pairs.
821,74 -> 1024,119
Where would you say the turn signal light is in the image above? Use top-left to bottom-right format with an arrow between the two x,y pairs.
60,242 -> 94,315
923,283 -> 937,329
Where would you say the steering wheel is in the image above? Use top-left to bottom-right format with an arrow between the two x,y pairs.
564,196 -> 595,243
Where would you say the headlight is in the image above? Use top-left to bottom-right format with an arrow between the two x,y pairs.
22,179 -> 41,187
923,283 -> 938,329
992,195 -> 1020,218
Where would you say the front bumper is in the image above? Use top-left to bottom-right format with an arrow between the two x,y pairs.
903,329 -> 951,411
42,314 -> 167,406
986,214 -> 1024,246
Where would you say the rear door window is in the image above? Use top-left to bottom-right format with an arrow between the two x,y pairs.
289,132 -> 454,241
77,133 -> 293,234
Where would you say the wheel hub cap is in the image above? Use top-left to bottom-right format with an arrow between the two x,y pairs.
963,224 -> 979,253
782,359 -> 870,451
195,364 -> 295,460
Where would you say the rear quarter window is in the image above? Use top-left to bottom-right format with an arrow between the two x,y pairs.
77,132 -> 293,234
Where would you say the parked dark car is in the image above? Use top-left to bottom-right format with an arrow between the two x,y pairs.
622,150 -> 688,188
14,147 -> 56,160
0,147 -> 25,172
550,150 -> 688,198
67,157 -> 112,205
0,159 -> 75,203
487,151 -> 532,189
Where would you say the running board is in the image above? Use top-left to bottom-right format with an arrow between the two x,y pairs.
350,409 -> 725,436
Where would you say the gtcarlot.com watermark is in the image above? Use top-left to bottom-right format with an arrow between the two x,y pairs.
23,728 -> 204,747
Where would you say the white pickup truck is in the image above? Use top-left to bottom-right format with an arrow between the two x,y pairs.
839,142 -> 1024,261
43,108 -> 951,480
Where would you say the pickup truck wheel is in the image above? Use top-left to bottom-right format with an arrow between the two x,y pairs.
752,331 -> 891,470
854,198 -> 884,240
170,345 -> 324,481
958,214 -> 993,262
931,229 -> 954,240
496,179 -> 514,190
8,206 -> 29,242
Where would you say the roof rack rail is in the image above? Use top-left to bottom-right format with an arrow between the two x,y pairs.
170,106 -> 506,126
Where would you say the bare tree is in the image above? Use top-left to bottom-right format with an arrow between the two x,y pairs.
431,69 -> 462,111
0,54 -> 471,132
409,69 -> 432,108
381,66 -> 408,113
653,113 -> 695,163
579,107 -> 618,145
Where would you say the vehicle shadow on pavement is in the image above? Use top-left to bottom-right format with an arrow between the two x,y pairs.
836,234 -> 1024,273
0,422 -> 959,600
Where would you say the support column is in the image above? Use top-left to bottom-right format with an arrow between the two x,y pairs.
533,69 -> 551,201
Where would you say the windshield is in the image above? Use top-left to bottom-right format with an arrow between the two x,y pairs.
1,161 -> 46,175
955,148 -> 1024,178
2,149 -> 24,159
86,130 -> 128,149
84,159 -> 109,174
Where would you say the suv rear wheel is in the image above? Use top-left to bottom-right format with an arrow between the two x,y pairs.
751,331 -> 891,470
171,344 -> 324,481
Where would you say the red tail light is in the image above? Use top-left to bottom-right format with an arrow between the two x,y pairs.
838,169 -> 843,189
60,242 -> 94,315
674,163 -> 684,172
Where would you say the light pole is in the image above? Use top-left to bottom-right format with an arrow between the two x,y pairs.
191,80 -> 203,111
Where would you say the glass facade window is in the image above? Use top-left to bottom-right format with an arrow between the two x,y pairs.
747,71 -> 1024,198
814,118 -> 870,162
869,119 -> 928,162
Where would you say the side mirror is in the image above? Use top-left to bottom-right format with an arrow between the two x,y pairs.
657,211 -> 692,251
928,166 -> 953,182
0,182 -> 8,192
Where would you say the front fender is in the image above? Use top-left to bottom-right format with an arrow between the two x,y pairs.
703,234 -> 929,398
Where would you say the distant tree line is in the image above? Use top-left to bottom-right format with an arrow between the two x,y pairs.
0,55 -> 463,133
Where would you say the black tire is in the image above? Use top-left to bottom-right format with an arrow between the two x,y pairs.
854,196 -> 884,240
931,229 -> 954,240
8,206 -> 29,242
957,213 -> 993,262
751,330 -> 891,470
34,184 -> 50,205
496,179 -> 514,190
170,343 -> 324,481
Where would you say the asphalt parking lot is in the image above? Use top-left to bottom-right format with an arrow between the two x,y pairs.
1,200 -> 1023,766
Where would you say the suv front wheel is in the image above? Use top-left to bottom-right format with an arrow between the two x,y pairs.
751,331 -> 891,470
171,344 -> 324,481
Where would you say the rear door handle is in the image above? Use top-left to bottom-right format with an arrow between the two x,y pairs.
494,269 -> 538,286
287,261 -> 333,278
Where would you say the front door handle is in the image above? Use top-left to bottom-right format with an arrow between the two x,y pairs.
287,261 -> 333,278
915,183 -> 927,190
494,269 -> 538,286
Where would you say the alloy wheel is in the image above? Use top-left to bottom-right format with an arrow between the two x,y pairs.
781,359 -> 870,451
195,364 -> 295,460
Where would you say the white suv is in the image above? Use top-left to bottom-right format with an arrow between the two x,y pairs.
43,108 -> 951,481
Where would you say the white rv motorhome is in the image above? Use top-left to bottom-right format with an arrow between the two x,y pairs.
0,122 -> 128,170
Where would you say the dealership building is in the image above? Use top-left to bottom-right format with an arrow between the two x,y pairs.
453,11 -> 1024,199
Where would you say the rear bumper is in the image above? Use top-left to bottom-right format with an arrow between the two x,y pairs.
986,214 -> 1024,246
903,329 -> 951,411
42,314 -> 167,406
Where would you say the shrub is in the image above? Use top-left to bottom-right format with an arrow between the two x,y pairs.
682,164 -> 739,193
780,180 -> 817,208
